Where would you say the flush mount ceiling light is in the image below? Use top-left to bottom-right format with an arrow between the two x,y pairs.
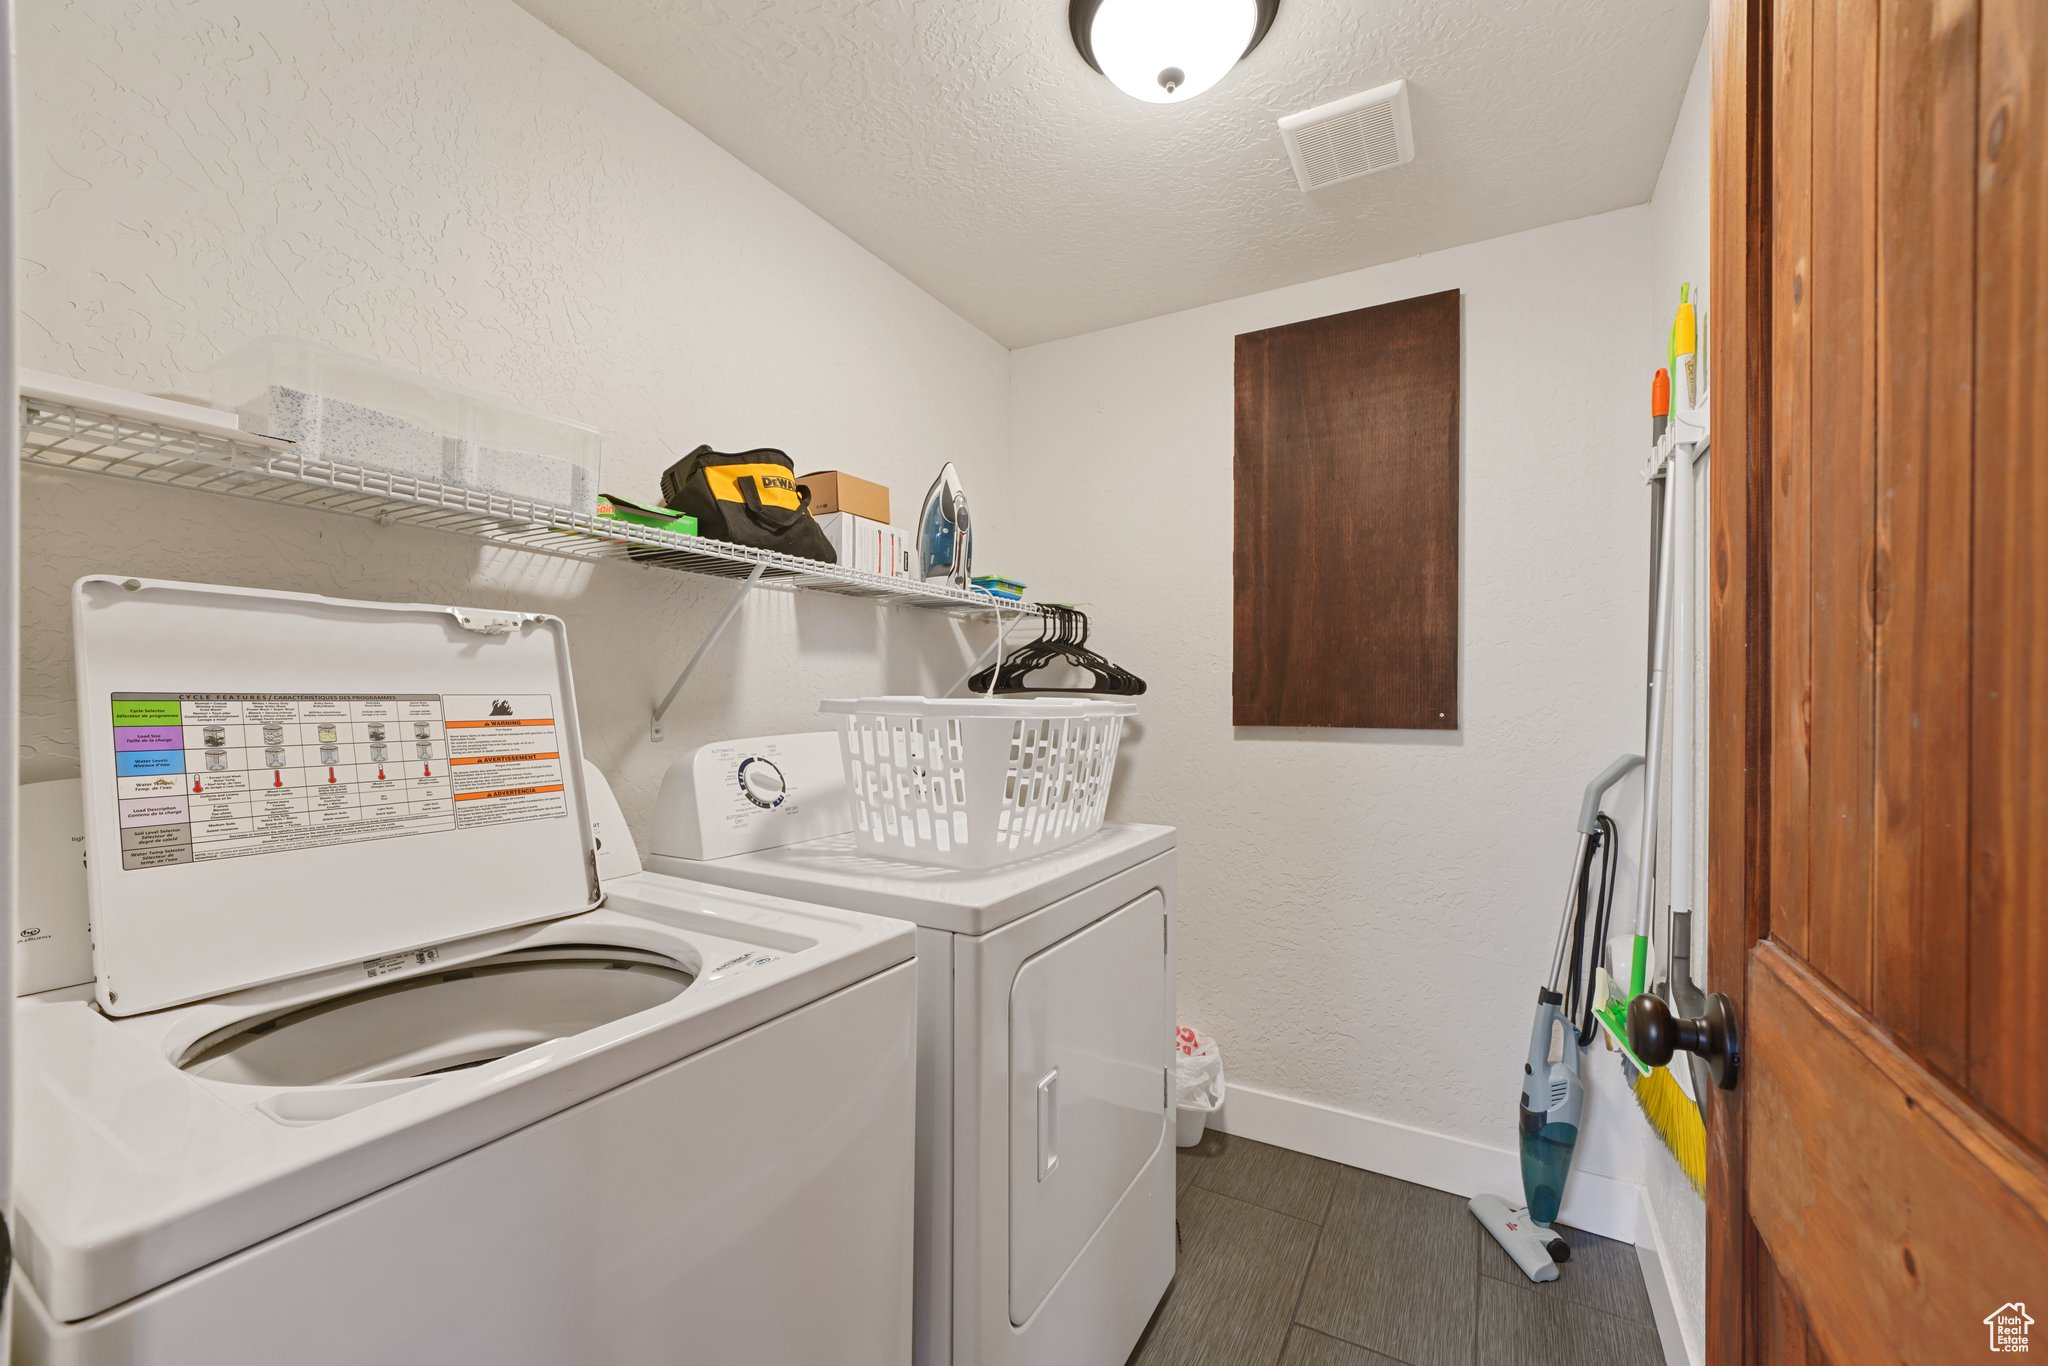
1070,0 -> 1281,105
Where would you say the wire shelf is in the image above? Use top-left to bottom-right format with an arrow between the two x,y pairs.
19,395 -> 1035,619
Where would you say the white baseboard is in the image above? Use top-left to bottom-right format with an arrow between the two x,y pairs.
1635,1189 -> 1703,1366
1209,1081 -> 1642,1243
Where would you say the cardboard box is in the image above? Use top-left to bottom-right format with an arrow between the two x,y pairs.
818,513 -> 913,578
799,469 -> 890,523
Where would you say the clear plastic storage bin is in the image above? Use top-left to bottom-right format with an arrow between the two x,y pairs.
200,337 -> 601,513
820,696 -> 1134,869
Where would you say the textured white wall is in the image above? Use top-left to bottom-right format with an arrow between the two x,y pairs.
15,0 -> 1010,842
1643,33 -> 1713,1366
1002,208 -> 1655,1189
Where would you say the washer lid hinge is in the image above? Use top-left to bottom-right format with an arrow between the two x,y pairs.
448,607 -> 528,636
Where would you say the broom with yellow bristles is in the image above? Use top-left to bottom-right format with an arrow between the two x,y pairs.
1595,970 -> 1706,1194
1634,1058 -> 1706,1192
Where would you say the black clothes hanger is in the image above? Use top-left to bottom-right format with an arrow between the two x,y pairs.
968,606 -> 1147,696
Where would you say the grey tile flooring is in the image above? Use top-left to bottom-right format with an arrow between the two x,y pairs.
1278,1326 -> 1410,1366
1474,1277 -> 1664,1366
1130,1135 -> 1666,1366
1128,1186 -> 1319,1366
1295,1169 -> 1479,1366
1476,1217 -> 1654,1326
1178,1129 -> 1342,1223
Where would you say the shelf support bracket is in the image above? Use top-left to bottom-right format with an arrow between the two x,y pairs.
651,563 -> 767,742
945,606 -> 1032,697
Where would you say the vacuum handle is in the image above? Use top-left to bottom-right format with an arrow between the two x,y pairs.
1527,994 -> 1563,1077
1577,753 -> 1644,835
1627,992 -> 1741,1090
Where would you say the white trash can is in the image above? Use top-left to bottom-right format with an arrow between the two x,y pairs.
1174,1025 -> 1224,1149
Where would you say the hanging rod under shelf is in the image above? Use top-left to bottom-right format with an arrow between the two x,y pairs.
17,394 -> 1044,620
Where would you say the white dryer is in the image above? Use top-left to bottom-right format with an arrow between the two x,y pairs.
648,740 -> 1176,1366
13,579 -> 919,1366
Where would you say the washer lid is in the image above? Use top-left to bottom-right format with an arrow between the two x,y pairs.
75,577 -> 600,1015
656,822 -> 1175,935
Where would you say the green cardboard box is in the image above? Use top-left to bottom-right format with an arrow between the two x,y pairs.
596,493 -> 696,537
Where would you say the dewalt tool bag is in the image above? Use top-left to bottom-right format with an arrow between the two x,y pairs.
659,445 -> 837,563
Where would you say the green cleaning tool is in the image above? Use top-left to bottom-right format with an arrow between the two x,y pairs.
1470,754 -> 1641,1282
1595,357 -> 1739,1196
1592,440 -> 1678,1069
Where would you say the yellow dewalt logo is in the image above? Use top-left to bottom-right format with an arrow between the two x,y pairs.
703,463 -> 803,510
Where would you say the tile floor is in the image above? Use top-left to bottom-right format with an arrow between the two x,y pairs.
1127,1132 -> 1667,1366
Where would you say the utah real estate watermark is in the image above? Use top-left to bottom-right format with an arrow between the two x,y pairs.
1985,1302 -> 2033,1353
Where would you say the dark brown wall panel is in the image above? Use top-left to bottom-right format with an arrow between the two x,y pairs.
1232,290 -> 1460,730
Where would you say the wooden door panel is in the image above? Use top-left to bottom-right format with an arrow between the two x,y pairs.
1718,0 -> 2048,1357
1768,0 -> 1814,964
1769,0 -> 1818,970
1803,0 -> 1880,1010
1759,1246 -> 1828,1365
1749,946 -> 2048,1362
1872,0 -> 1976,1083
1703,0 -> 1769,1359
1968,0 -> 2047,1153
1705,0 -> 1769,1355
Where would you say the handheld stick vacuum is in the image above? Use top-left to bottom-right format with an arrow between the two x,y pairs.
1470,754 -> 1641,1282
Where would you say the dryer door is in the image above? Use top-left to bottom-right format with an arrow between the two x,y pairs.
1007,889 -> 1169,1325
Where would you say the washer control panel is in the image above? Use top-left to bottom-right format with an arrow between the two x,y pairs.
650,732 -> 851,860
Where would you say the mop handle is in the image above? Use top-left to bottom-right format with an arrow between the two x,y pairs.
1630,459 -> 1680,999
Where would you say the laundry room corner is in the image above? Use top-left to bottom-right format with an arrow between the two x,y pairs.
1000,201 -> 1660,1224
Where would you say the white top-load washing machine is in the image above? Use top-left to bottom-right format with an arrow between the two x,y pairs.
12,579 -> 919,1366
646,733 -> 1177,1366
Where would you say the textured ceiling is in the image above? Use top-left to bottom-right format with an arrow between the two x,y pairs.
511,0 -> 1708,346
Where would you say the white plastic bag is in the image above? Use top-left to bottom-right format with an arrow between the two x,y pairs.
1174,1026 -> 1225,1147
1175,1026 -> 1224,1108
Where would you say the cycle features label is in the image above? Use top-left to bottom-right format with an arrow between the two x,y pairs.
108,692 -> 567,870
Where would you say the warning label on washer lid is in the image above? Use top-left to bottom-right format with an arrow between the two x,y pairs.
442,694 -> 569,827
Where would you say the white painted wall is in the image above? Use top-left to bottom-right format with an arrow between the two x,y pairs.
1002,207 -> 1656,1197
14,0 -> 1010,841
1641,32 -> 1713,1366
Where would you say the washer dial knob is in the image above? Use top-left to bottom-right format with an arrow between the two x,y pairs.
737,757 -> 787,809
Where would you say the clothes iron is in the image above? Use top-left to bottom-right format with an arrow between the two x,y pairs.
917,462 -> 972,589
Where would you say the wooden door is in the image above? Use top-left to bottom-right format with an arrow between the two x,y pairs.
1707,0 -> 2047,1360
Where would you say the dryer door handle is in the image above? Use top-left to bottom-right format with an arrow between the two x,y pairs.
1036,1068 -> 1059,1182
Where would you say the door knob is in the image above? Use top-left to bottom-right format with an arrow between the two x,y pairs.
1627,991 -> 1740,1090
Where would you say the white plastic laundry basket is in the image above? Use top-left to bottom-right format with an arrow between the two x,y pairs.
820,696 -> 1135,869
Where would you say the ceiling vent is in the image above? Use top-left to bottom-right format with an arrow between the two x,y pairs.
1279,79 -> 1415,192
